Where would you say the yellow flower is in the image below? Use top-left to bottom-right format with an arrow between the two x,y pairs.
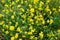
0,21 -> 4,25
16,0 -> 19,3
0,14 -> 4,18
34,0 -> 39,4
40,1 -> 44,7
6,9 -> 9,14
39,31 -> 44,39
15,22 -> 18,27
30,8 -> 34,13
2,29 -> 4,32
17,27 -> 22,33
30,36 -> 34,39
29,4 -> 32,8
52,8 -> 56,11
46,0 -> 51,3
5,31 -> 9,34
17,5 -> 21,8
11,36 -> 15,40
57,29 -> 60,33
19,38 -> 22,40
5,25 -> 8,29
15,33 -> 19,39
31,29 -> 35,32
4,4 -> 8,7
49,19 -> 53,24
11,15 -> 14,19
47,31 -> 54,37
42,20 -> 45,25
47,20 -> 50,23
28,31 -> 32,35
1,0 -> 4,3
45,5 -> 50,12
12,1 -> 14,5
10,26 -> 14,31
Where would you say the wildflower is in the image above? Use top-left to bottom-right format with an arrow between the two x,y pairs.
15,33 -> 19,39
39,31 -> 44,39
5,9 -> 9,14
49,19 -> 53,24
11,36 -> 15,40
30,36 -> 34,39
16,0 -> 19,3
17,27 -> 22,33
34,0 -> 39,4
12,1 -> 14,5
4,4 -> 8,7
11,15 -> 14,19
47,20 -> 50,23
46,0 -> 51,3
5,31 -> 9,34
19,38 -> 22,40
28,31 -> 32,35
30,8 -> 34,13
0,14 -> 4,18
0,21 -> 4,25
57,29 -> 60,34
10,26 -> 14,31
17,5 -> 21,8
29,4 -> 32,8
40,1 -> 44,7
45,5 -> 50,12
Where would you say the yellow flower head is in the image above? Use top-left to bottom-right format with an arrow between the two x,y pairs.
49,19 -> 53,24
0,14 -> 4,18
34,0 -> 39,4
10,26 -> 14,31
17,27 -> 22,33
57,29 -> 60,33
11,15 -> 14,19
39,31 -> 44,39
5,31 -> 9,34
30,8 -> 34,13
11,36 -> 15,40
15,33 -> 19,38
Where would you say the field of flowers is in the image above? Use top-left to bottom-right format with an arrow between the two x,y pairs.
0,0 -> 60,40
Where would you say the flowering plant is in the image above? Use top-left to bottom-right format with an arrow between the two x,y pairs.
0,0 -> 60,40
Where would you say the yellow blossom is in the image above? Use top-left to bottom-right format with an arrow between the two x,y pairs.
11,15 -> 14,19
47,20 -> 50,23
12,1 -> 14,5
40,1 -> 44,7
46,0 -> 51,3
19,38 -> 22,40
0,14 -> 4,18
15,33 -> 19,39
29,4 -> 32,8
16,0 -> 19,3
34,0 -> 39,4
57,29 -> 60,34
0,21 -> 4,25
39,31 -> 44,39
30,8 -> 34,13
17,5 -> 21,8
5,31 -> 9,34
17,27 -> 22,33
28,31 -> 32,35
49,19 -> 53,24
11,36 -> 15,40
4,4 -> 8,7
45,5 -> 50,12
10,26 -> 14,31
30,36 -> 34,39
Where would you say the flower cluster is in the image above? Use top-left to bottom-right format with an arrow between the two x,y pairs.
0,0 -> 60,40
